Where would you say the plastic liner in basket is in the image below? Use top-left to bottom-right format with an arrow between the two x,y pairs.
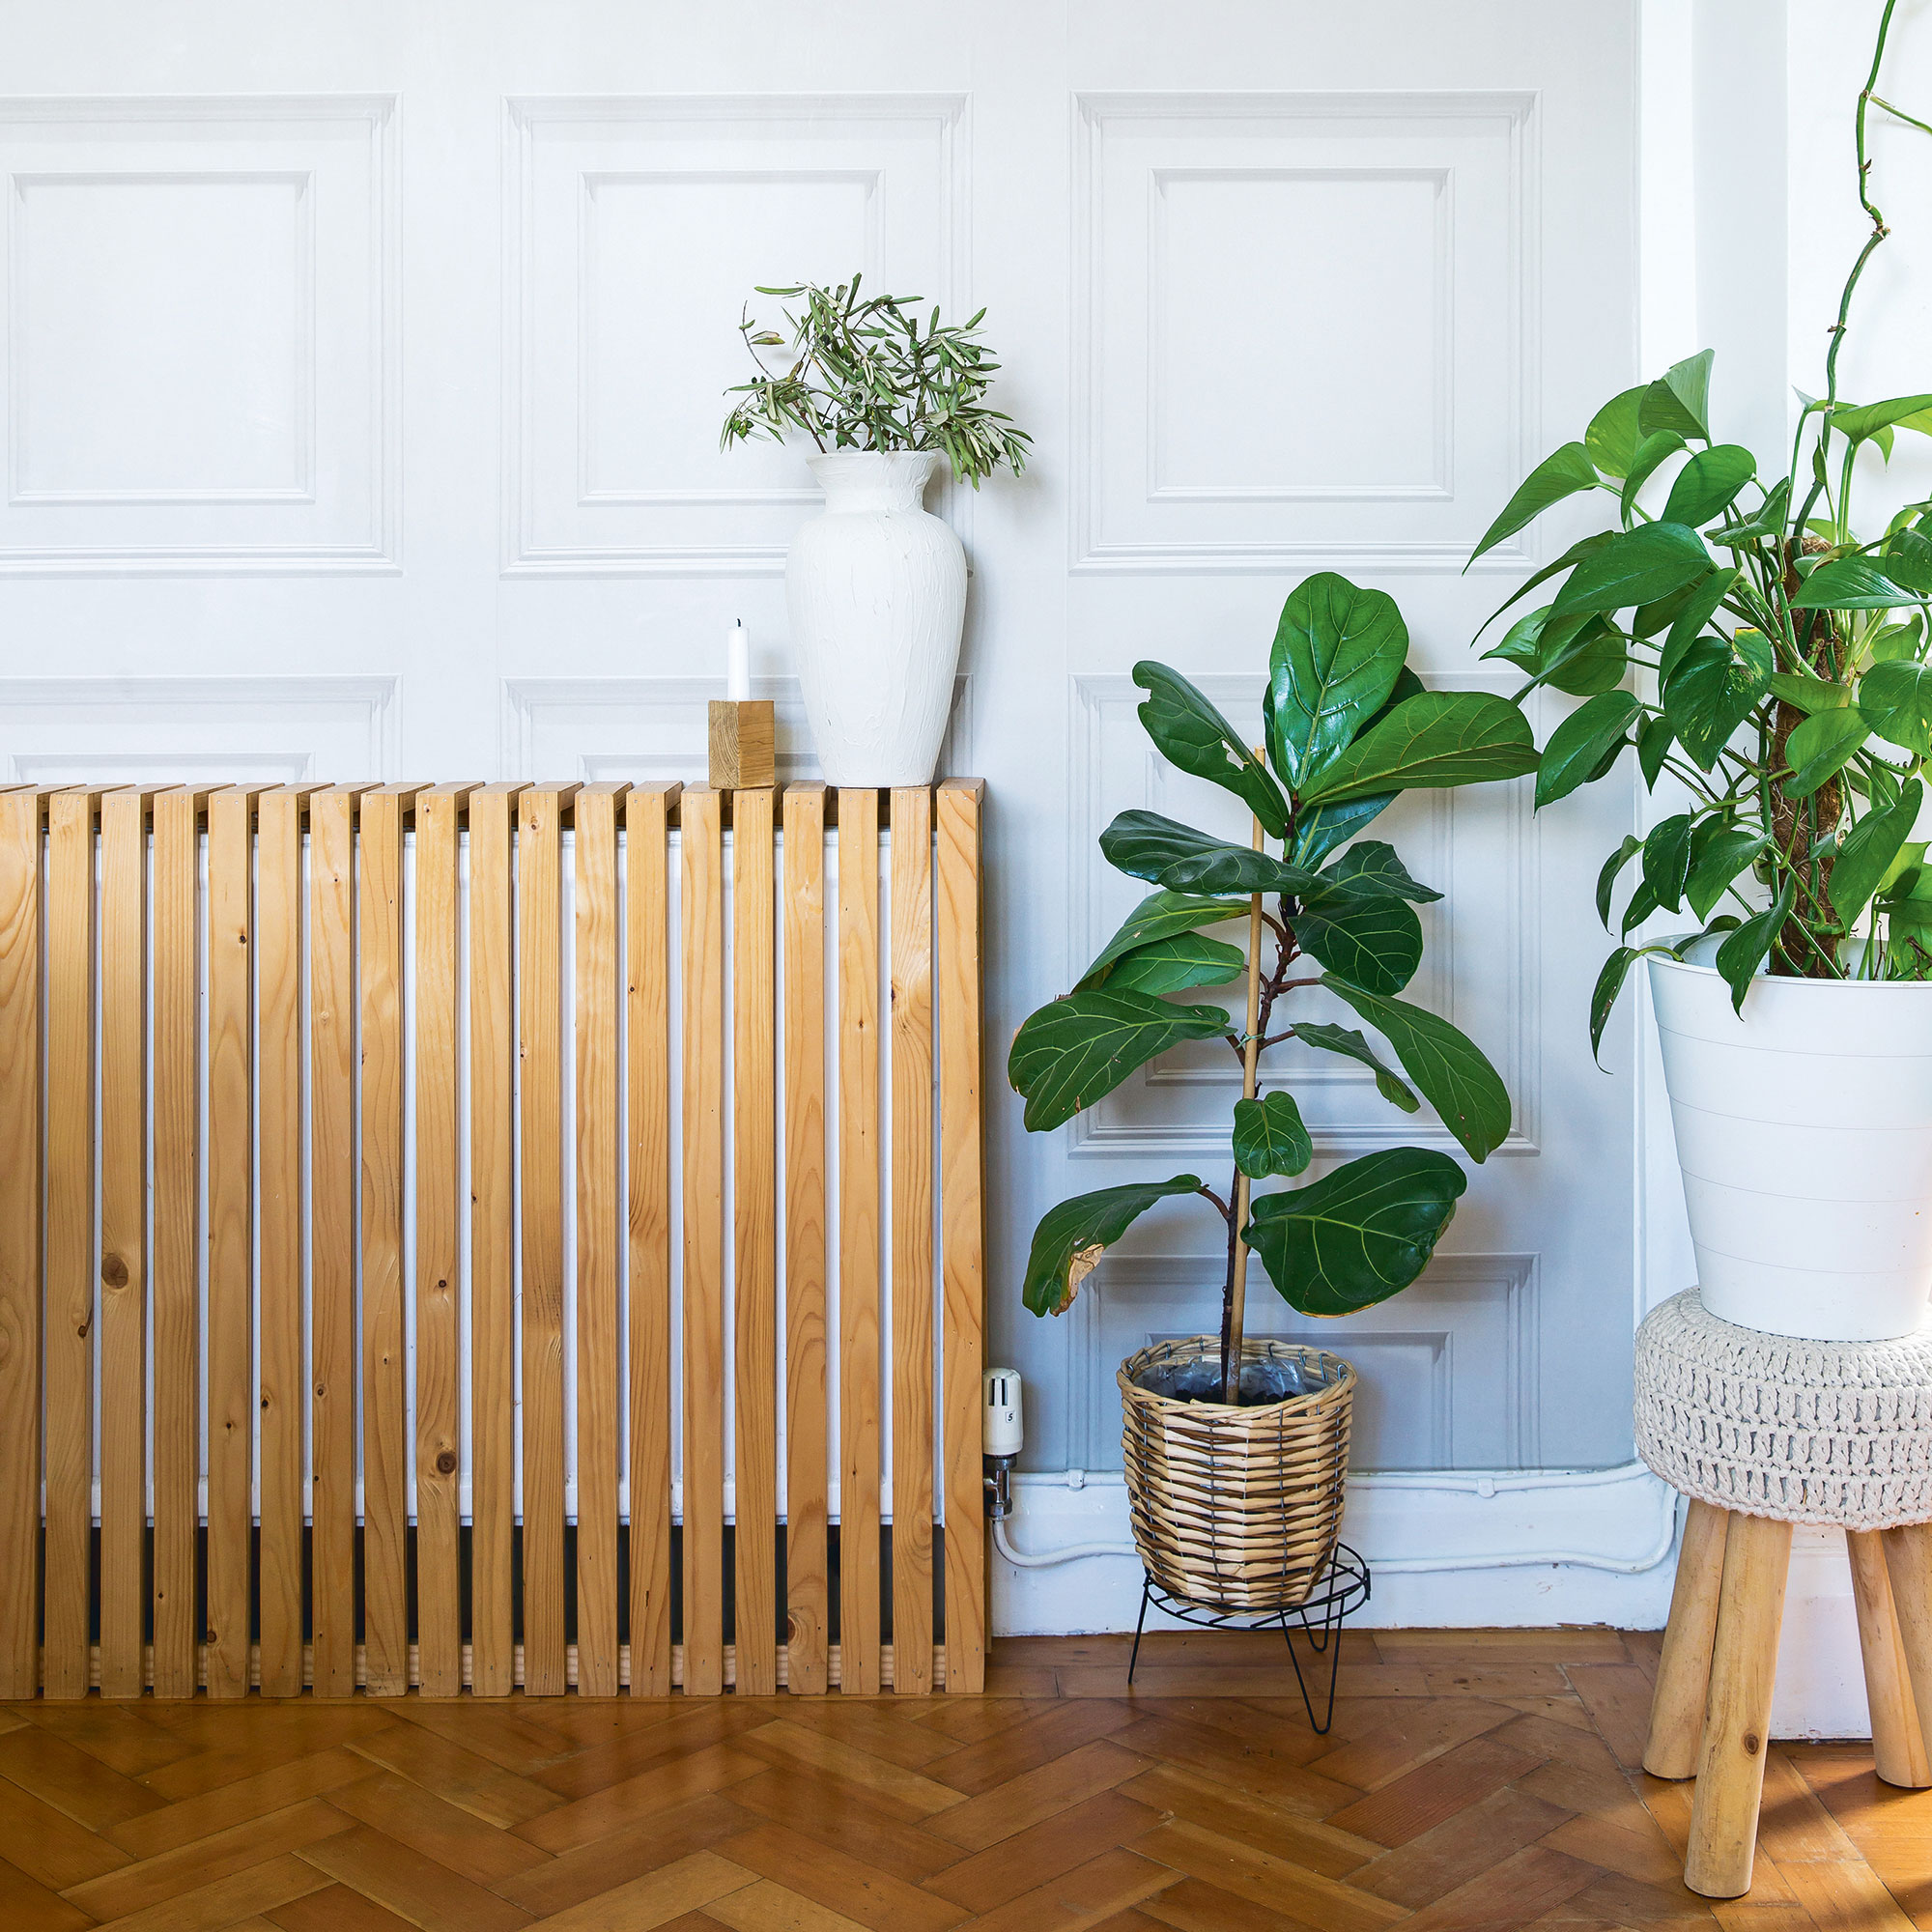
1130,1348 -> 1341,1406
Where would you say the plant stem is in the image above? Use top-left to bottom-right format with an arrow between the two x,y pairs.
1219,785 -> 1268,1405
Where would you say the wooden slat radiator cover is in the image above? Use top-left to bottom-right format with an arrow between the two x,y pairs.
0,780 -> 988,1699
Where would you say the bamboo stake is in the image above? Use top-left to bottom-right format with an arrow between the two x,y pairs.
1224,780 -> 1267,1405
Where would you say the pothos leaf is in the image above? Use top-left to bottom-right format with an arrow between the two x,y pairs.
1716,881 -> 1796,1012
1021,1177 -> 1204,1316
1597,835 -> 1642,928
1468,440 -> 1603,566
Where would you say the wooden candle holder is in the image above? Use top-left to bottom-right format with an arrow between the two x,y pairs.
707,699 -> 776,789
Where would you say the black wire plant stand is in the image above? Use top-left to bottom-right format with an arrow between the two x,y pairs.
1125,1540 -> 1371,1735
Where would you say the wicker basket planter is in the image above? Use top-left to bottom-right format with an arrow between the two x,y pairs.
1118,1335 -> 1356,1611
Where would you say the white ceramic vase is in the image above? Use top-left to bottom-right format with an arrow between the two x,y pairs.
1650,952 -> 1932,1341
785,449 -> 967,786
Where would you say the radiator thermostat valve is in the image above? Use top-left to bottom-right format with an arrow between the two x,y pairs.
982,1368 -> 1022,1519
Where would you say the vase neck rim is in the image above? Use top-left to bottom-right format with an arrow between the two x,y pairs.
807,448 -> 941,511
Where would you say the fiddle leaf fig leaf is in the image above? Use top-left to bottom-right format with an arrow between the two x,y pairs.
1007,990 -> 1231,1132
1242,1149 -> 1467,1317
1265,574 -> 1409,787
1291,895 -> 1423,996
1097,931 -> 1246,996
1291,1022 -> 1419,1112
1468,440 -> 1602,566
1076,888 -> 1249,989
1132,661 -> 1289,837
1321,980 -> 1513,1162
1832,781 -> 1923,923
1233,1092 -> 1314,1181
1098,810 -> 1321,897
1296,693 -> 1538,805
1299,840 -> 1442,907
1536,690 -> 1640,808
1291,792 -> 1396,870
1021,1177 -> 1205,1317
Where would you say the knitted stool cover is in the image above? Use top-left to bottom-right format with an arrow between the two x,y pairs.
1634,1290 -> 1932,1530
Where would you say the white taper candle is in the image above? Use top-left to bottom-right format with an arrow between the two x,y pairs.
726,619 -> 752,703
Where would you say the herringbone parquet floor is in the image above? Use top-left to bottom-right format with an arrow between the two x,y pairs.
0,1628 -> 1924,1932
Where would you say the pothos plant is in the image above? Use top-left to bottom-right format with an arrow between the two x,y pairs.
1474,2 -> 1932,1046
719,275 -> 1031,487
1008,574 -> 1540,1401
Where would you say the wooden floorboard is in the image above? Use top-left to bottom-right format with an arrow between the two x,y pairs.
1,1631 -> 1926,1928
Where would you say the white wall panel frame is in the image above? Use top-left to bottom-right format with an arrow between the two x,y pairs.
501,94 -> 969,576
1071,91 -> 1540,574
0,94 -> 399,574
0,672 -> 400,781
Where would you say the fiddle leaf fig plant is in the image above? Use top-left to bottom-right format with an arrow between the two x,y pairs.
1477,2 -> 1932,1043
1009,573 -> 1539,1397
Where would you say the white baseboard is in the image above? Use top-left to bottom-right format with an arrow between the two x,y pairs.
993,1471 -> 1872,1742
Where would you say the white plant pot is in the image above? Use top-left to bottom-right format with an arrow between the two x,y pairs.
784,449 -> 967,786
1650,953 -> 1932,1341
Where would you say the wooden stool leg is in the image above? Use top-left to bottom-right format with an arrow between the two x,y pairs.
1881,1524 -> 1932,1781
1645,1500 -> 1731,1779
1849,1529 -> 1932,1788
1686,1512 -> 1792,1899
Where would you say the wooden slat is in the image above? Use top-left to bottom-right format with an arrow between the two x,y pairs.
43,786 -> 99,1699
626,782 -> 678,1696
889,786 -> 934,1695
469,782 -> 526,1698
574,781 -> 627,1698
309,783 -> 363,1698
520,782 -> 578,1697
98,788 -> 149,1699
361,784 -> 418,1696
681,786 -> 726,1697
837,786 -> 883,1697
782,784 -> 829,1697
149,789 -> 202,1698
937,780 -> 987,1694
255,785 -> 309,1697
206,786 -> 257,1699
414,783 -> 471,1699
0,789 -> 43,1697
734,786 -> 779,1696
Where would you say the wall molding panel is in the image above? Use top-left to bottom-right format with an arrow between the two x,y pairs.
0,95 -> 400,575
1065,669 -> 1539,1160
1071,90 -> 1539,574
0,673 -> 400,781
503,670 -> 974,780
501,94 -> 968,577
